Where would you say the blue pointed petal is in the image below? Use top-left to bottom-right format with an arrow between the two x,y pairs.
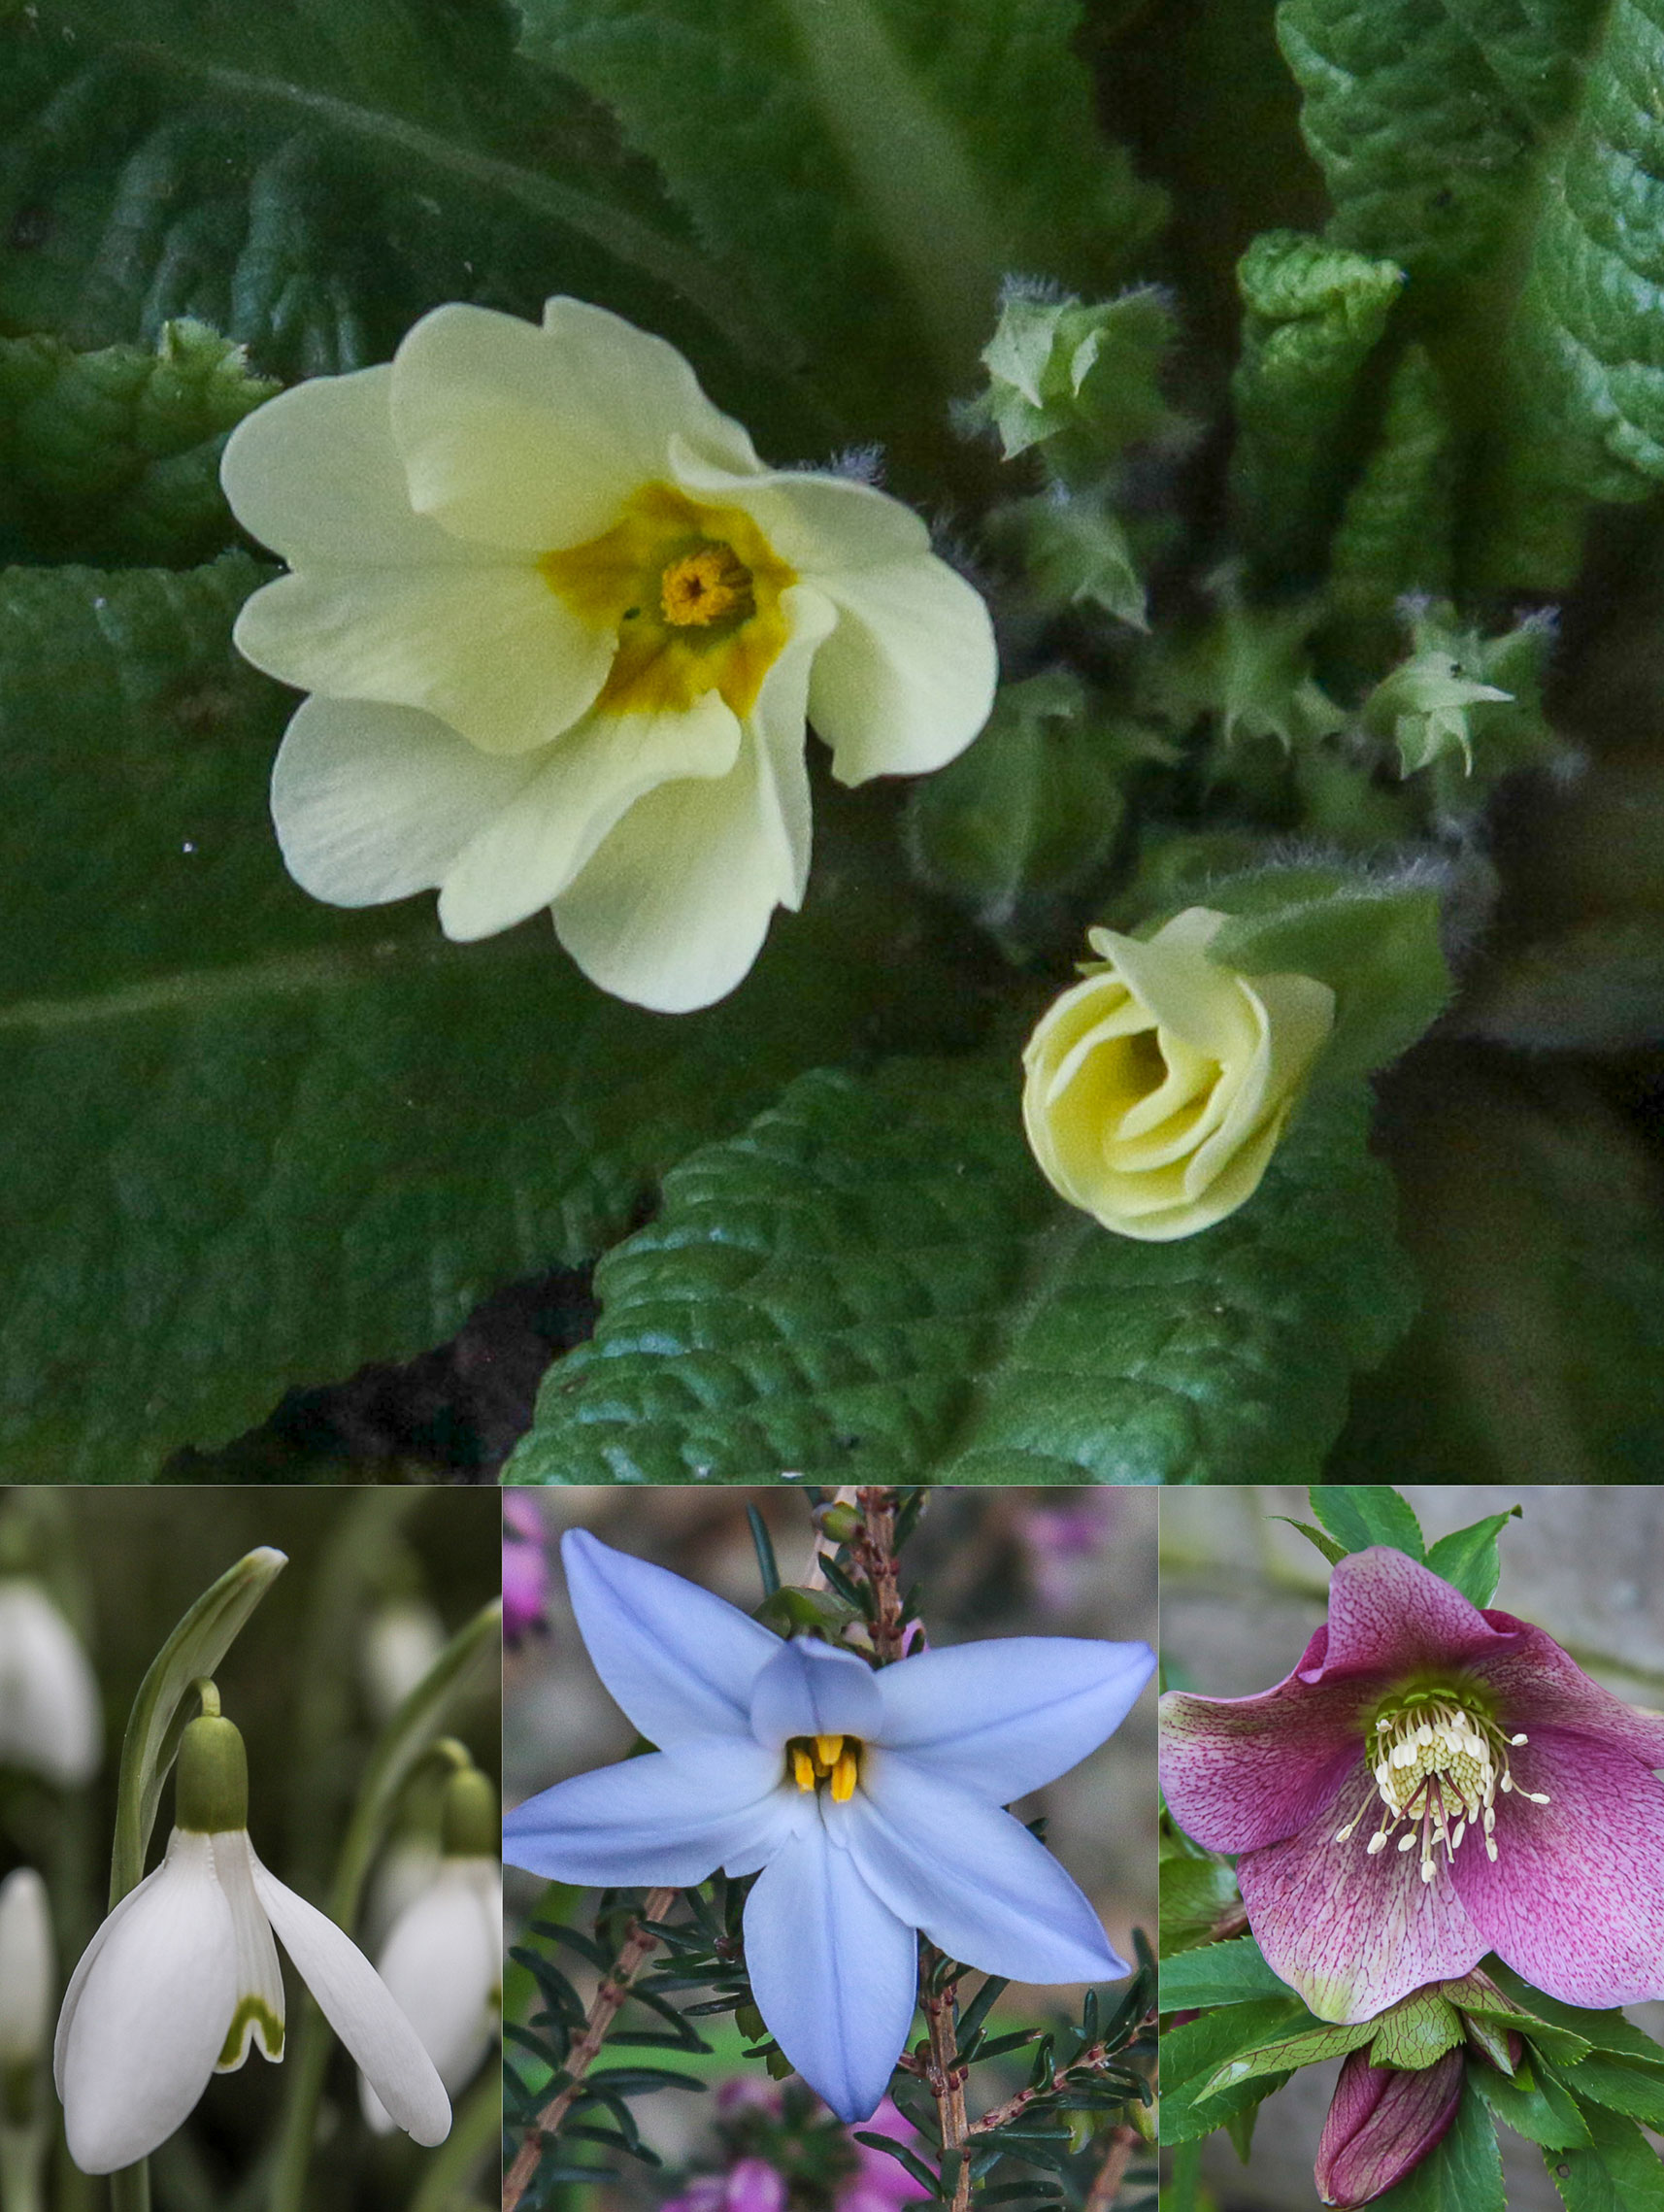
749,1638 -> 883,1751
503,1740 -> 790,1887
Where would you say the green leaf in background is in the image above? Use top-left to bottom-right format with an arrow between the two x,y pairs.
1545,2099 -> 1664,2211
1469,2056 -> 1591,2151
1228,228 -> 1404,582
1159,1936 -> 1295,2013
1310,1483 -> 1425,1560
1156,1855 -> 1245,1960
509,1063 -> 1415,1486
1487,1969 -> 1664,2070
1369,2079 -> 1504,2211
1422,1509 -> 1519,1608
0,320 -> 276,564
1160,1995 -> 1310,2145
513,0 -> 1164,466
1559,2052 -> 1664,2130
0,557 -> 972,1480
1326,342 -> 1455,616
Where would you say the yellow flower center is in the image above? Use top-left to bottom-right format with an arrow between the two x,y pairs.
1331,1692 -> 1549,1886
787,1731 -> 862,1804
540,483 -> 795,720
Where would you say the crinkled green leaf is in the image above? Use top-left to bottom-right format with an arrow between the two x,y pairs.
1370,2082 -> 1503,2211
0,319 -> 276,563
514,0 -> 1163,453
1200,2017 -> 1375,2098
1328,342 -> 1456,613
1275,0 -> 1601,277
1544,2100 -> 1664,2211
1229,228 -> 1404,582
509,1061 -> 1416,1486
0,0 -> 793,440
0,558 -> 961,1480
1371,1989 -> 1463,2070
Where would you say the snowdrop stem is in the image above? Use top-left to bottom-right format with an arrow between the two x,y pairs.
405,2067 -> 500,2212
0,2128 -> 46,2212
853,1491 -> 910,1663
502,1889 -> 678,2212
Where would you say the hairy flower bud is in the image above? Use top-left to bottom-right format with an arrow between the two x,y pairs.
1021,907 -> 1335,1240
1315,2045 -> 1464,2206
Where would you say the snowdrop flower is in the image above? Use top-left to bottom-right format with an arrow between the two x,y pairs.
55,1704 -> 449,2173
361,1764 -> 501,2130
504,1532 -> 1154,2122
0,1865 -> 53,2077
362,1598 -> 448,1725
0,1580 -> 101,1786
1022,907 -> 1335,1240
222,297 -> 998,1013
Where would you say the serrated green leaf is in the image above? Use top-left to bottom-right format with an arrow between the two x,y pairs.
1559,2052 -> 1664,2129
1271,1516 -> 1348,1566
514,0 -> 1164,459
1310,1484 -> 1425,1560
1544,2100 -> 1664,2211
1487,1969 -> 1664,2069
0,320 -> 276,563
1200,2016 -> 1375,2097
1159,1996 -> 1309,2145
0,558 -> 962,1479
1422,1511 -> 1518,1607
1469,2057 -> 1592,2151
1228,228 -> 1404,583
508,1064 -> 1416,1486
1275,0 -> 1601,278
1159,1937 -> 1294,2012
1327,343 -> 1456,614
1370,2082 -> 1504,2211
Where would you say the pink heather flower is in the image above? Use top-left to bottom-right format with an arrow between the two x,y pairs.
663,2158 -> 784,2212
1159,1546 -> 1664,2021
502,1497 -> 549,1640
1315,2047 -> 1464,2207
837,2097 -> 930,2212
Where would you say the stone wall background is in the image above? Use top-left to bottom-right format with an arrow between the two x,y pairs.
1160,1485 -> 1664,2212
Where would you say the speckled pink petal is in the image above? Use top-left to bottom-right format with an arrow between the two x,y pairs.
1236,1778 -> 1486,2022
1158,1641 -> 1379,1854
1472,1620 -> 1664,1767
1451,1725 -> 1664,2009
1313,1549 -> 1523,1683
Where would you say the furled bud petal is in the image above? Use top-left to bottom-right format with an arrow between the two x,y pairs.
1315,2043 -> 1465,2206
0,1580 -> 102,1786
1021,906 -> 1335,1240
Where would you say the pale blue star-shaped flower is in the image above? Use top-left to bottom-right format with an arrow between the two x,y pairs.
503,1531 -> 1155,2121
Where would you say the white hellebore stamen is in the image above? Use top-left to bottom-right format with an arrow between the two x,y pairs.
222,296 -> 999,1014
1331,1693 -> 1550,1887
0,1580 -> 102,1787
361,1765 -> 502,2131
504,1531 -> 1155,2124
54,1709 -> 450,2174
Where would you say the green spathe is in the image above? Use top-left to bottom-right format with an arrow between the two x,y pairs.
175,1714 -> 249,1835
440,1765 -> 499,1860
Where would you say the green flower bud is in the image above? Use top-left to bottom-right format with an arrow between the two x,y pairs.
440,1764 -> 499,1859
966,285 -> 1180,478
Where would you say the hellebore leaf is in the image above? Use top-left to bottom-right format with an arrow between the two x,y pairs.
1159,1995 -> 1310,2146
1199,2017 -> 1376,2098
1469,2057 -> 1591,2152
1309,1485 -> 1425,1563
1557,2053 -> 1664,2130
1368,2080 -> 1504,2211
1543,2100 -> 1664,2212
0,558 -> 957,1480
510,1063 -> 1416,1486
1422,1511 -> 1520,1609
1157,1859 -> 1246,1961
1370,1990 -> 1463,2071
1159,1937 -> 1295,2012
1485,1969 -> 1663,2069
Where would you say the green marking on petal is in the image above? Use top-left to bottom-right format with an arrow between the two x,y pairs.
216,1994 -> 284,2070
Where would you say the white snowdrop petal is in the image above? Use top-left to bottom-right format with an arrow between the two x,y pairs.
57,1831 -> 236,2174
0,1867 -> 54,2064
208,1832 -> 285,2070
0,1582 -> 102,1787
250,1856 -> 450,2146
365,1860 -> 500,2106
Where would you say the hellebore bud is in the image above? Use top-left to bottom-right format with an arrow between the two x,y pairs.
1315,2044 -> 1464,2207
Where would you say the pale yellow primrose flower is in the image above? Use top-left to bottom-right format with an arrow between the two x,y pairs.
1021,906 -> 1336,1240
221,299 -> 998,1012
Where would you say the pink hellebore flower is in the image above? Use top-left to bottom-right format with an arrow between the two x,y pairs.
1315,2046 -> 1464,2208
1159,1547 -> 1664,2022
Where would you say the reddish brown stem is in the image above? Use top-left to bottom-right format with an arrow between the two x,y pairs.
1082,2124 -> 1143,2212
502,1887 -> 677,2212
921,1973 -> 973,2212
854,1488 -> 909,1662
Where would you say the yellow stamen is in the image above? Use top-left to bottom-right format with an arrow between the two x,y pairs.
792,1748 -> 816,1792
815,1732 -> 845,1773
831,1750 -> 858,1803
660,545 -> 754,628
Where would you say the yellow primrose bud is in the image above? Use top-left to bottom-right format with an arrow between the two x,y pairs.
1020,907 -> 1336,1241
